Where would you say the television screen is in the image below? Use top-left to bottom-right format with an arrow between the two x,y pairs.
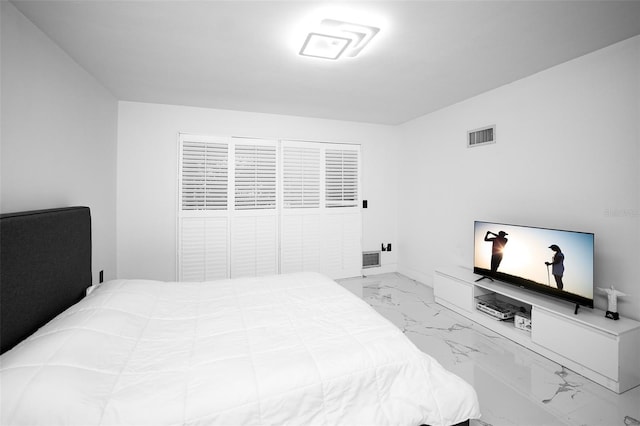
474,221 -> 594,308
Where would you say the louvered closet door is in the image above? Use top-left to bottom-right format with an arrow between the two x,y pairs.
178,136 -> 230,281
280,141 -> 361,279
281,142 -> 322,274
322,145 -> 361,278
230,139 -> 279,278
179,136 -> 361,281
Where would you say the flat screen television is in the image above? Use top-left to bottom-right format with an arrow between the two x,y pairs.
474,221 -> 594,308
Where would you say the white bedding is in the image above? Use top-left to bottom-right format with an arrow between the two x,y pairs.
1,272 -> 480,425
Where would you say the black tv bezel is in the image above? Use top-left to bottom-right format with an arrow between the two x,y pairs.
473,221 -> 595,309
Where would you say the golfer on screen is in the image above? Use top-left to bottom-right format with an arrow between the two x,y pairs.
545,244 -> 564,290
484,230 -> 508,273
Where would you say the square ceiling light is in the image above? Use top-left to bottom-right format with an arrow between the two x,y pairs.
299,19 -> 380,60
300,33 -> 352,60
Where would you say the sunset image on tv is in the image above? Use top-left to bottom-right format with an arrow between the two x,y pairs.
474,221 -> 594,306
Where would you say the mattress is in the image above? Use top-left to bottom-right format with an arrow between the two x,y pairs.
1,272 -> 480,425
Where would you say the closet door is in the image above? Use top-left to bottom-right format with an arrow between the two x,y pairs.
280,141 -> 361,279
322,144 -> 362,278
280,141 -> 322,274
178,135 -> 230,280
178,136 -> 361,281
178,135 -> 279,280
230,139 -> 278,278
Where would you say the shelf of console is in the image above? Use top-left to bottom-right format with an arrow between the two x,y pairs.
433,266 -> 640,394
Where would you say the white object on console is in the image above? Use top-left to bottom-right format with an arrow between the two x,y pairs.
598,285 -> 627,313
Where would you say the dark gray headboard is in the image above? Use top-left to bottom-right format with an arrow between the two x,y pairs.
1,206 -> 92,354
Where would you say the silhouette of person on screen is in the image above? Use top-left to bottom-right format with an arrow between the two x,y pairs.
545,244 -> 564,290
484,230 -> 508,273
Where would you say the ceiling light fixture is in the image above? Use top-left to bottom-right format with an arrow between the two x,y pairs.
300,33 -> 352,60
299,19 -> 380,60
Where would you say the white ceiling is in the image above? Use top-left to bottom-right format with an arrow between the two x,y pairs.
11,0 -> 640,125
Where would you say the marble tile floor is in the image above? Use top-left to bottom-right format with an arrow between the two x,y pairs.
337,273 -> 640,426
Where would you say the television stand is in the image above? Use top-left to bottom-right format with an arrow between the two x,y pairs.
474,275 -> 493,283
433,266 -> 640,394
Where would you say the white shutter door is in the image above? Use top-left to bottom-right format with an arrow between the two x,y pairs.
280,141 -> 361,279
179,137 -> 361,281
178,135 -> 230,281
231,138 -> 278,278
322,145 -> 361,278
281,141 -> 322,274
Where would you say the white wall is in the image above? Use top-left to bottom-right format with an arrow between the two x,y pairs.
117,102 -> 398,281
397,36 -> 640,320
1,2 -> 118,284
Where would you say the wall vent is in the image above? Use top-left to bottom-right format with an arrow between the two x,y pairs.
362,251 -> 381,268
467,125 -> 496,148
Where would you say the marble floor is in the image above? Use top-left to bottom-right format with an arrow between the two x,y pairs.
337,273 -> 640,426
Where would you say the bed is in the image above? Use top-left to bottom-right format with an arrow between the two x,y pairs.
0,207 -> 480,426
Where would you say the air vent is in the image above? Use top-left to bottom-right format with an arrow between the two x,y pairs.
467,125 -> 496,148
362,251 -> 381,269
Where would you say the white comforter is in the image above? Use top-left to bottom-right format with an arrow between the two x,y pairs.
1,272 -> 480,425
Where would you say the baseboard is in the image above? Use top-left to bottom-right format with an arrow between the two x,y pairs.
396,265 -> 432,287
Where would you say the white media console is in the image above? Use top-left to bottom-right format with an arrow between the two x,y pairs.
433,266 -> 640,394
